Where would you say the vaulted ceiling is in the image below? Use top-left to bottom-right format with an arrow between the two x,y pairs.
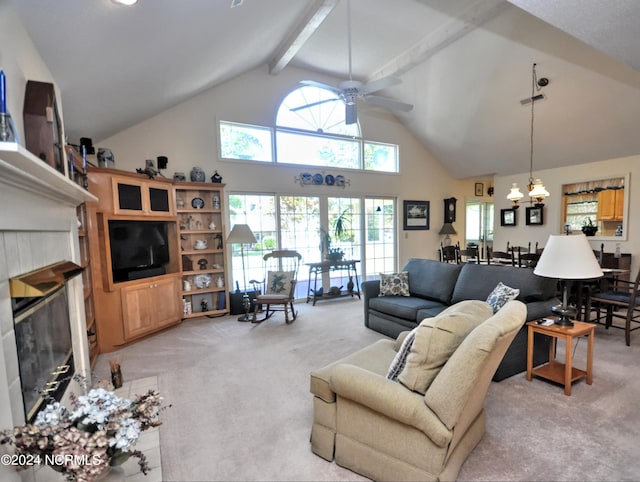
12,0 -> 640,179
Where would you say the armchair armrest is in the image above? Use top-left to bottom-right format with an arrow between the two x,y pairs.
329,364 -> 451,448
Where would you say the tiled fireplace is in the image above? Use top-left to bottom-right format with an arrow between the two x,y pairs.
0,142 -> 96,481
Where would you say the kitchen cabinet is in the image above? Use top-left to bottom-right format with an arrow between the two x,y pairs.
597,189 -> 624,221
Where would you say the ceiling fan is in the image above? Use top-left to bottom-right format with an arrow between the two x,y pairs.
291,0 -> 413,124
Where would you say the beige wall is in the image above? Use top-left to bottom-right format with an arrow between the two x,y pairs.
98,64 -> 480,266
494,155 -> 639,274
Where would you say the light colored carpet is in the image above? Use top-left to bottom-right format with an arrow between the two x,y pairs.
93,299 -> 640,481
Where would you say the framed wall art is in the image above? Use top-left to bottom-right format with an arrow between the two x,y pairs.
500,208 -> 516,226
475,182 -> 484,197
526,206 -> 544,226
403,200 -> 430,230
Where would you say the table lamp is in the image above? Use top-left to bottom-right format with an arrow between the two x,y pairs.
534,234 -> 603,326
226,224 -> 257,321
438,223 -> 457,247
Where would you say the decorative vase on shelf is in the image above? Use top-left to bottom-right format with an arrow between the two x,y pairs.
190,166 -> 205,182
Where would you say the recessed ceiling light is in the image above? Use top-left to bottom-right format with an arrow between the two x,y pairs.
112,0 -> 139,6
230,0 -> 244,8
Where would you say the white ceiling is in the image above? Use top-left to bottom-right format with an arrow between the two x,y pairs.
11,0 -> 640,179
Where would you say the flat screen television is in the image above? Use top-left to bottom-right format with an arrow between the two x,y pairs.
108,220 -> 170,282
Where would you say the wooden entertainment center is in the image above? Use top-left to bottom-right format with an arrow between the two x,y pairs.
85,168 -> 229,354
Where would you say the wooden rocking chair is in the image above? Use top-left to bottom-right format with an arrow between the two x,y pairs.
252,250 -> 302,324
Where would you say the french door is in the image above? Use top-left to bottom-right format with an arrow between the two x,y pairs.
229,193 -> 396,297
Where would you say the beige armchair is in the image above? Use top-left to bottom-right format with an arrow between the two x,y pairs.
310,300 -> 527,481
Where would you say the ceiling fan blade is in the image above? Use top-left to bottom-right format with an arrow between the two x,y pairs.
289,98 -> 339,112
359,76 -> 402,94
300,80 -> 342,96
363,95 -> 413,112
345,103 -> 357,125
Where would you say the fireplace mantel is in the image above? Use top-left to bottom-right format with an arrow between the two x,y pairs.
0,141 -> 96,206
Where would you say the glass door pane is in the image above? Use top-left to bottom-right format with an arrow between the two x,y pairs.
465,200 -> 493,259
364,198 -> 396,279
228,194 -> 276,291
279,196 -> 320,298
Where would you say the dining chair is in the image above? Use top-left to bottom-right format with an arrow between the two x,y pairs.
517,247 -> 540,268
585,268 -> 640,346
440,243 -> 459,263
459,246 -> 479,264
488,248 -> 515,266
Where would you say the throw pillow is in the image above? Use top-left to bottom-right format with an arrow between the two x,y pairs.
266,271 -> 294,295
397,301 -> 493,394
386,328 -> 418,381
379,271 -> 410,296
486,281 -> 520,313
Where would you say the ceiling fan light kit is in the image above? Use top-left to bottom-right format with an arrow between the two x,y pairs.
508,63 -> 550,209
293,0 -> 412,125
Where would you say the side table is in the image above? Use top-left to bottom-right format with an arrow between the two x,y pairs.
526,318 -> 595,396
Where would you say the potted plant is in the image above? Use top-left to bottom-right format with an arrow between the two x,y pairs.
319,209 -> 352,261
582,217 -> 598,236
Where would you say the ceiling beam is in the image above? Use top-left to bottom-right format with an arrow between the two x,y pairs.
268,0 -> 339,75
368,0 -> 508,82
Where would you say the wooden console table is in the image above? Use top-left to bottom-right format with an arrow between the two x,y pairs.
306,260 -> 361,305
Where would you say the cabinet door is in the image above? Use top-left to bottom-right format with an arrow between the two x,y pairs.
121,277 -> 181,340
597,190 -> 616,220
154,277 -> 181,327
113,178 -> 146,215
121,282 -> 155,339
148,182 -> 173,215
614,189 -> 624,221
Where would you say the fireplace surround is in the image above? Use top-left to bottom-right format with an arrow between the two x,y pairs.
1,142 -> 96,480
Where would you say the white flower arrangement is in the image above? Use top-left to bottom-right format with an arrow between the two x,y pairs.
1,378 -> 168,482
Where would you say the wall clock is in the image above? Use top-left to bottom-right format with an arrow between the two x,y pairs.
444,197 -> 457,223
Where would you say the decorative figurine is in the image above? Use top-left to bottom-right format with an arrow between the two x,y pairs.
198,258 -> 208,270
211,170 -> 223,183
201,299 -> 208,312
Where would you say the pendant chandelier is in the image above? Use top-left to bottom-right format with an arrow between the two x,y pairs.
507,63 -> 549,209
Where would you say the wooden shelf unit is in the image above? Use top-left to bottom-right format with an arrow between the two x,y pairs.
174,181 -> 229,318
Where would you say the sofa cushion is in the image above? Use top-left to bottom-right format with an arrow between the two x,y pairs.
486,282 -> 520,313
451,263 -> 556,305
397,300 -> 493,394
369,296 -> 442,321
402,258 -> 463,304
379,271 -> 410,296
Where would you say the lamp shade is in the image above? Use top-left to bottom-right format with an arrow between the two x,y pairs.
534,234 -> 603,280
226,224 -> 257,244
506,183 -> 524,202
438,223 -> 457,235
